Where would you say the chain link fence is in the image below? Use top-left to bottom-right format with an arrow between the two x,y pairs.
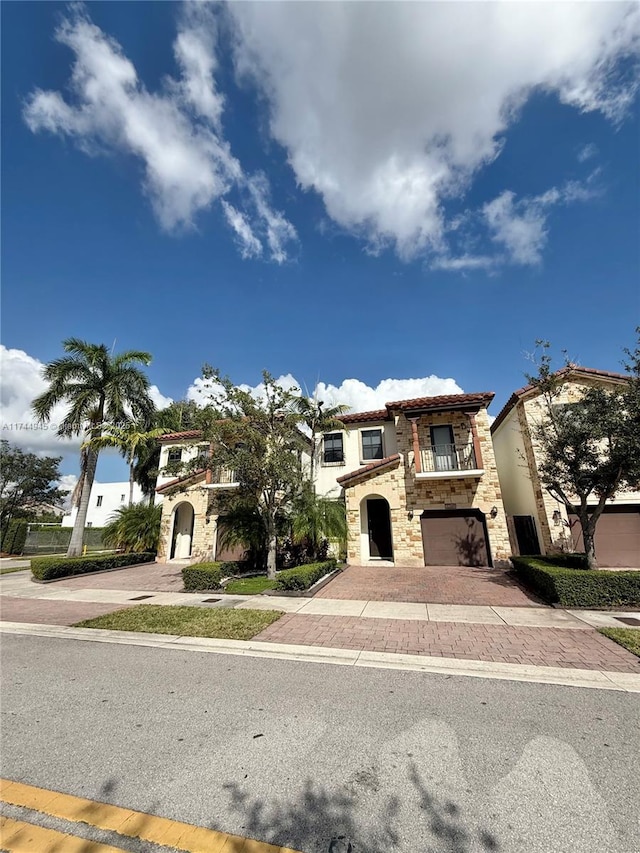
23,525 -> 107,556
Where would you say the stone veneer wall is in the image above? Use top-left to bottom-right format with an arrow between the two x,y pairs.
343,407 -> 511,567
157,485 -> 217,561
519,377 -> 631,554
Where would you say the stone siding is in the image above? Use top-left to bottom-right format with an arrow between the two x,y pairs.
158,484 -> 217,561
343,406 -> 511,566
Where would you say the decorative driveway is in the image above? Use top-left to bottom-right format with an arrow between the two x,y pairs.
50,562 -> 185,592
315,564 -> 541,606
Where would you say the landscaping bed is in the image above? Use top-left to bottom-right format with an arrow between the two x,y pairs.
182,559 -> 339,595
31,552 -> 156,582
74,604 -> 283,640
511,556 -> 640,607
599,628 -> 640,658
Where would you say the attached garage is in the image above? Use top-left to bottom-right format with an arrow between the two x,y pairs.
568,506 -> 640,568
421,509 -> 491,567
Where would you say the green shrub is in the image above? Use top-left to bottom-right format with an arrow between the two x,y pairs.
511,557 -> 640,607
274,559 -> 337,592
521,552 -> 588,570
31,551 -> 154,581
182,562 -> 224,591
1,520 -> 28,555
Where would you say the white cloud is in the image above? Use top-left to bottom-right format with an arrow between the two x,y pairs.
187,371 -> 463,413
229,2 -> 639,260
482,176 -> 602,266
58,474 -> 78,509
221,201 -> 262,258
24,4 -> 296,262
578,143 -> 599,163
431,255 -> 497,273
149,385 -> 173,411
0,346 -> 79,455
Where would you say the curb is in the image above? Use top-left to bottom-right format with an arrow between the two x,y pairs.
2,621 -> 638,693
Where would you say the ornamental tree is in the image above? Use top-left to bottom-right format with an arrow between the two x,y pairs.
526,331 -> 640,570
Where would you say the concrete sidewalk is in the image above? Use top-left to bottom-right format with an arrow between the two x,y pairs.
2,620 -> 639,693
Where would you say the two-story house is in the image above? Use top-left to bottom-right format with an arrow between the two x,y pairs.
491,366 -> 640,567
315,393 -> 510,567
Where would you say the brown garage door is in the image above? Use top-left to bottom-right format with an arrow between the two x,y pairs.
421,510 -> 490,567
215,518 -> 247,562
569,507 -> 640,568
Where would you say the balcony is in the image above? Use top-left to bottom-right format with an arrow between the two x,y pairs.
416,443 -> 484,479
203,468 -> 240,489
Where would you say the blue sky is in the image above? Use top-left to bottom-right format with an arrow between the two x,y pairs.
2,1 -> 639,485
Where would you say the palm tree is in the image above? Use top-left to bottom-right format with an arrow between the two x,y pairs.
32,339 -> 154,557
291,484 -> 347,560
83,422 -> 166,506
295,395 -> 349,486
102,503 -> 162,554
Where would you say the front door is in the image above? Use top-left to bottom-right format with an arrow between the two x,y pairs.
430,425 -> 456,471
513,515 -> 541,555
367,498 -> 393,560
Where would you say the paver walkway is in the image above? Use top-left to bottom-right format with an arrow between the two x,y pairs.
315,564 -> 540,605
50,562 -> 185,592
255,614 -> 640,673
0,596 -> 134,625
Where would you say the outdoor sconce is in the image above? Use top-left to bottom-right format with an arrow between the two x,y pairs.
552,509 -> 562,526
407,510 -> 414,521
489,506 -> 498,519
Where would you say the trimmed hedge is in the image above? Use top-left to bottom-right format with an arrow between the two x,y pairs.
1,520 -> 28,555
31,551 -> 155,582
511,556 -> 640,607
274,560 -> 338,592
521,552 -> 588,570
182,562 -> 224,591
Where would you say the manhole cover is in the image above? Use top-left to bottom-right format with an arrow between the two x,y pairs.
129,595 -> 153,601
614,617 -> 640,626
202,598 -> 221,603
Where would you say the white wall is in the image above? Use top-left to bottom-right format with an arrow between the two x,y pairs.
314,421 -> 398,497
156,441 -> 209,489
491,410 -> 539,518
61,481 -> 146,528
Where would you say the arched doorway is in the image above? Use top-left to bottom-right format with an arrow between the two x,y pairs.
170,502 -> 195,559
361,496 -> 393,561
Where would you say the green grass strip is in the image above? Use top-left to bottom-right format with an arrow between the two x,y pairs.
599,628 -> 640,658
74,604 -> 283,640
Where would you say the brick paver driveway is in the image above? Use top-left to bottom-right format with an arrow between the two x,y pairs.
0,596 -> 132,626
53,562 -> 184,592
255,614 -> 640,672
316,564 -> 540,606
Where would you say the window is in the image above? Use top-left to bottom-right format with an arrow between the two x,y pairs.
430,425 -> 456,471
87,522 -> 93,528
361,429 -> 383,460
168,447 -> 182,463
120,495 -> 125,503
96,495 -> 103,507
323,432 -> 344,463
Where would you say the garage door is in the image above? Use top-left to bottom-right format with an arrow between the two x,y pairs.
215,518 -> 247,562
421,511 -> 490,567
568,507 -> 640,568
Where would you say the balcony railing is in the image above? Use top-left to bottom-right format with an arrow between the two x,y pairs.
419,443 -> 479,474
207,468 -> 239,487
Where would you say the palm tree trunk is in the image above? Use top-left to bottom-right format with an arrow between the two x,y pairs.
67,446 -> 98,557
129,462 -> 135,507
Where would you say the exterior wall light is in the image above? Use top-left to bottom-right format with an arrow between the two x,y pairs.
552,509 -> 562,525
489,506 -> 498,519
407,510 -> 414,521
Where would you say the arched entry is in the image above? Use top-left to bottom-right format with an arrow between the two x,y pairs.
170,502 -> 195,559
361,496 -> 393,561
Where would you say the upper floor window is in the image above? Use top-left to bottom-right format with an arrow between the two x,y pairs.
96,495 -> 103,507
323,432 -> 344,464
361,429 -> 383,460
167,447 -> 182,464
120,495 -> 125,503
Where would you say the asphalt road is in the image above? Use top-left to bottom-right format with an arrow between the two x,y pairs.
1,635 -> 639,853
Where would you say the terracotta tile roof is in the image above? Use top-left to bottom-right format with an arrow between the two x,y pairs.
386,392 -> 494,412
490,365 -> 629,434
158,430 -> 203,443
155,469 -> 206,493
337,453 -> 401,487
339,409 -> 390,424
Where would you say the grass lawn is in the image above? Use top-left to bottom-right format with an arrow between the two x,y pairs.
74,604 -> 283,640
223,576 -> 275,595
0,565 -> 31,575
599,628 -> 640,658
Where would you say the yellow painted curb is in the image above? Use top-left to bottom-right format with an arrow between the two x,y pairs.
0,779 -> 301,853
0,815 -> 128,853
